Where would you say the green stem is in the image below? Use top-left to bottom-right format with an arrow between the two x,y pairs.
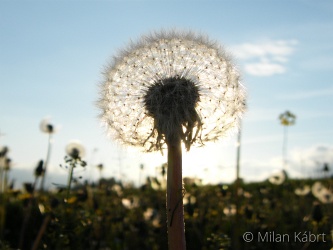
66,162 -> 75,201
0,165 -> 3,193
31,213 -> 51,250
166,139 -> 186,250
283,125 -> 288,169
0,195 -> 5,240
40,133 -> 52,192
234,125 -> 242,249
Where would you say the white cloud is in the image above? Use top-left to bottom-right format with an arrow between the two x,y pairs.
232,39 -> 298,77
290,145 -> 333,166
245,60 -> 285,76
233,40 -> 297,59
286,144 -> 333,178
236,144 -> 333,183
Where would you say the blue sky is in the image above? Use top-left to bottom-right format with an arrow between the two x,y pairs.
1,0 -> 333,188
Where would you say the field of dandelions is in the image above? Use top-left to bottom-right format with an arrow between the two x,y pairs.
1,31 -> 332,250
0,135 -> 332,250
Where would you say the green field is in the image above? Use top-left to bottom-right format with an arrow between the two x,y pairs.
1,171 -> 332,250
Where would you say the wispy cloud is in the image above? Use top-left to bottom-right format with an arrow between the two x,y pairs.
289,144 -> 333,177
232,39 -> 298,76
291,144 -> 333,165
244,60 -> 285,76
241,144 -> 333,181
278,86 -> 333,100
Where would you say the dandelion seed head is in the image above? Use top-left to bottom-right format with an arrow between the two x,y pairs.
40,117 -> 58,134
65,140 -> 86,159
295,185 -> 311,196
98,30 -> 246,152
312,182 -> 333,203
268,170 -> 286,185
0,146 -> 9,157
223,204 -> 236,216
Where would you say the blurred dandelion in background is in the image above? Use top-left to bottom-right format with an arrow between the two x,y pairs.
223,204 -> 236,216
63,140 -> 86,200
65,140 -> 86,160
0,146 -> 10,193
279,110 -> 296,169
143,207 -> 161,228
97,29 -> 246,249
33,159 -> 44,190
268,170 -> 287,185
312,181 -> 326,198
39,117 -> 57,192
96,163 -> 104,181
311,181 -> 333,204
121,196 -> 139,209
111,183 -> 123,196
294,185 -> 311,196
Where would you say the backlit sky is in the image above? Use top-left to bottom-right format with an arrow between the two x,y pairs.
1,0 -> 333,189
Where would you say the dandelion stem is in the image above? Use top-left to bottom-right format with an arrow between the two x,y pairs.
234,123 -> 242,249
283,125 -> 288,168
40,133 -> 52,192
0,187 -> 6,240
31,213 -> 51,250
66,162 -> 75,201
166,138 -> 186,250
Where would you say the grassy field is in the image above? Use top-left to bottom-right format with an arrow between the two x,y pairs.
0,170 -> 332,250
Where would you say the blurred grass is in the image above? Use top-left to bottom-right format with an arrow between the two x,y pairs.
0,176 -> 332,250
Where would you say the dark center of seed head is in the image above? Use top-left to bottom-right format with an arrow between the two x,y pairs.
144,76 -> 200,132
70,148 -> 80,159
